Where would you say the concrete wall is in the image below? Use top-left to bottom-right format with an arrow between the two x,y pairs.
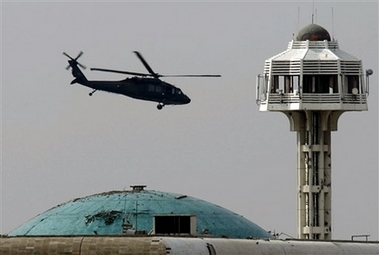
1,236 -> 378,255
0,236 -> 166,255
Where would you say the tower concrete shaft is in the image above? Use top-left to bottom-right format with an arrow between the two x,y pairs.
285,111 -> 342,240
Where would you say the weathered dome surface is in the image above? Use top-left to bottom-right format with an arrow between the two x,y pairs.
8,189 -> 271,239
296,24 -> 331,41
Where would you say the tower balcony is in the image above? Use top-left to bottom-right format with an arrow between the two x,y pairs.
257,92 -> 367,111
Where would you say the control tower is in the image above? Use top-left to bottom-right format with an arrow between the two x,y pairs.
256,24 -> 372,240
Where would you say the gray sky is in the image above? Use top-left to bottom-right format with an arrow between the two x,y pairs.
1,1 -> 378,240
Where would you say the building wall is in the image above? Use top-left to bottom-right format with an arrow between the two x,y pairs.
1,236 -> 378,255
0,236 -> 167,255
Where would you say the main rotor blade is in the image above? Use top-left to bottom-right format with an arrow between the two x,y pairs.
90,68 -> 151,77
133,51 -> 159,78
161,74 -> 222,77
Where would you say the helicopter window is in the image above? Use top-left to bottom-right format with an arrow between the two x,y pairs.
172,88 -> 175,94
155,86 -> 162,93
177,89 -> 182,94
149,84 -> 155,92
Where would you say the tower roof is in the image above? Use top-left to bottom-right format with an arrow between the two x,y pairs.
296,23 -> 331,41
8,188 -> 271,239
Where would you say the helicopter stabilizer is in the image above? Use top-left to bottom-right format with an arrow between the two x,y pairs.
70,78 -> 79,85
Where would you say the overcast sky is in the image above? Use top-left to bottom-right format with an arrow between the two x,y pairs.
1,1 -> 378,240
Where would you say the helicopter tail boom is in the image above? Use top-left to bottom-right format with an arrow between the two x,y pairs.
64,52 -> 88,85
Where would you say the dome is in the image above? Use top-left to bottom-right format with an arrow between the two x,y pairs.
296,24 -> 331,41
8,186 -> 271,239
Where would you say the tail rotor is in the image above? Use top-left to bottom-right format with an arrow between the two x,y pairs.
63,51 -> 86,70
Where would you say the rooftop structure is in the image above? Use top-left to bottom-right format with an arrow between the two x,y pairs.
8,186 -> 271,239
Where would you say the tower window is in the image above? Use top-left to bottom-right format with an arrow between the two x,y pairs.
346,75 -> 360,94
303,75 -> 338,93
272,75 -> 299,94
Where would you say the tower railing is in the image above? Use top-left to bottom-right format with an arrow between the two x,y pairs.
263,93 -> 367,104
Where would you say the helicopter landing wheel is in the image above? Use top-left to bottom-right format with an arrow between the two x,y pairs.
89,89 -> 97,96
157,104 -> 164,110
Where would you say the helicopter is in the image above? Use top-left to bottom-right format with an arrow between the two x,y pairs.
64,51 -> 221,110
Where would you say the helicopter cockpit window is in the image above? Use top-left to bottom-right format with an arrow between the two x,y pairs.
177,89 -> 182,94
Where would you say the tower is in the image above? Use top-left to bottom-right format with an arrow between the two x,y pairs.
256,24 -> 372,240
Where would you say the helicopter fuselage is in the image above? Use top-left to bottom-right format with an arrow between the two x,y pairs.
77,77 -> 191,106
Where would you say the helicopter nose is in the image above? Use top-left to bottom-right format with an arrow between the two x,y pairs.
184,95 -> 191,104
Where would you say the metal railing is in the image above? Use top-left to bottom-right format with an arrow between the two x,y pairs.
264,93 -> 366,105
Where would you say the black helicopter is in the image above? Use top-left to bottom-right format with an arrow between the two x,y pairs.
64,51 -> 221,110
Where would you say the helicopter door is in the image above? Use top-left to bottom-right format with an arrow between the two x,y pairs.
149,84 -> 163,94
155,85 -> 162,94
148,84 -> 166,97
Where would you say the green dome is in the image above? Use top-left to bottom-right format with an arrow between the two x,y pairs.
296,24 -> 331,41
8,187 -> 270,239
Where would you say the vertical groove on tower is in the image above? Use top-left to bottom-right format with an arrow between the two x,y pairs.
291,111 -> 333,239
